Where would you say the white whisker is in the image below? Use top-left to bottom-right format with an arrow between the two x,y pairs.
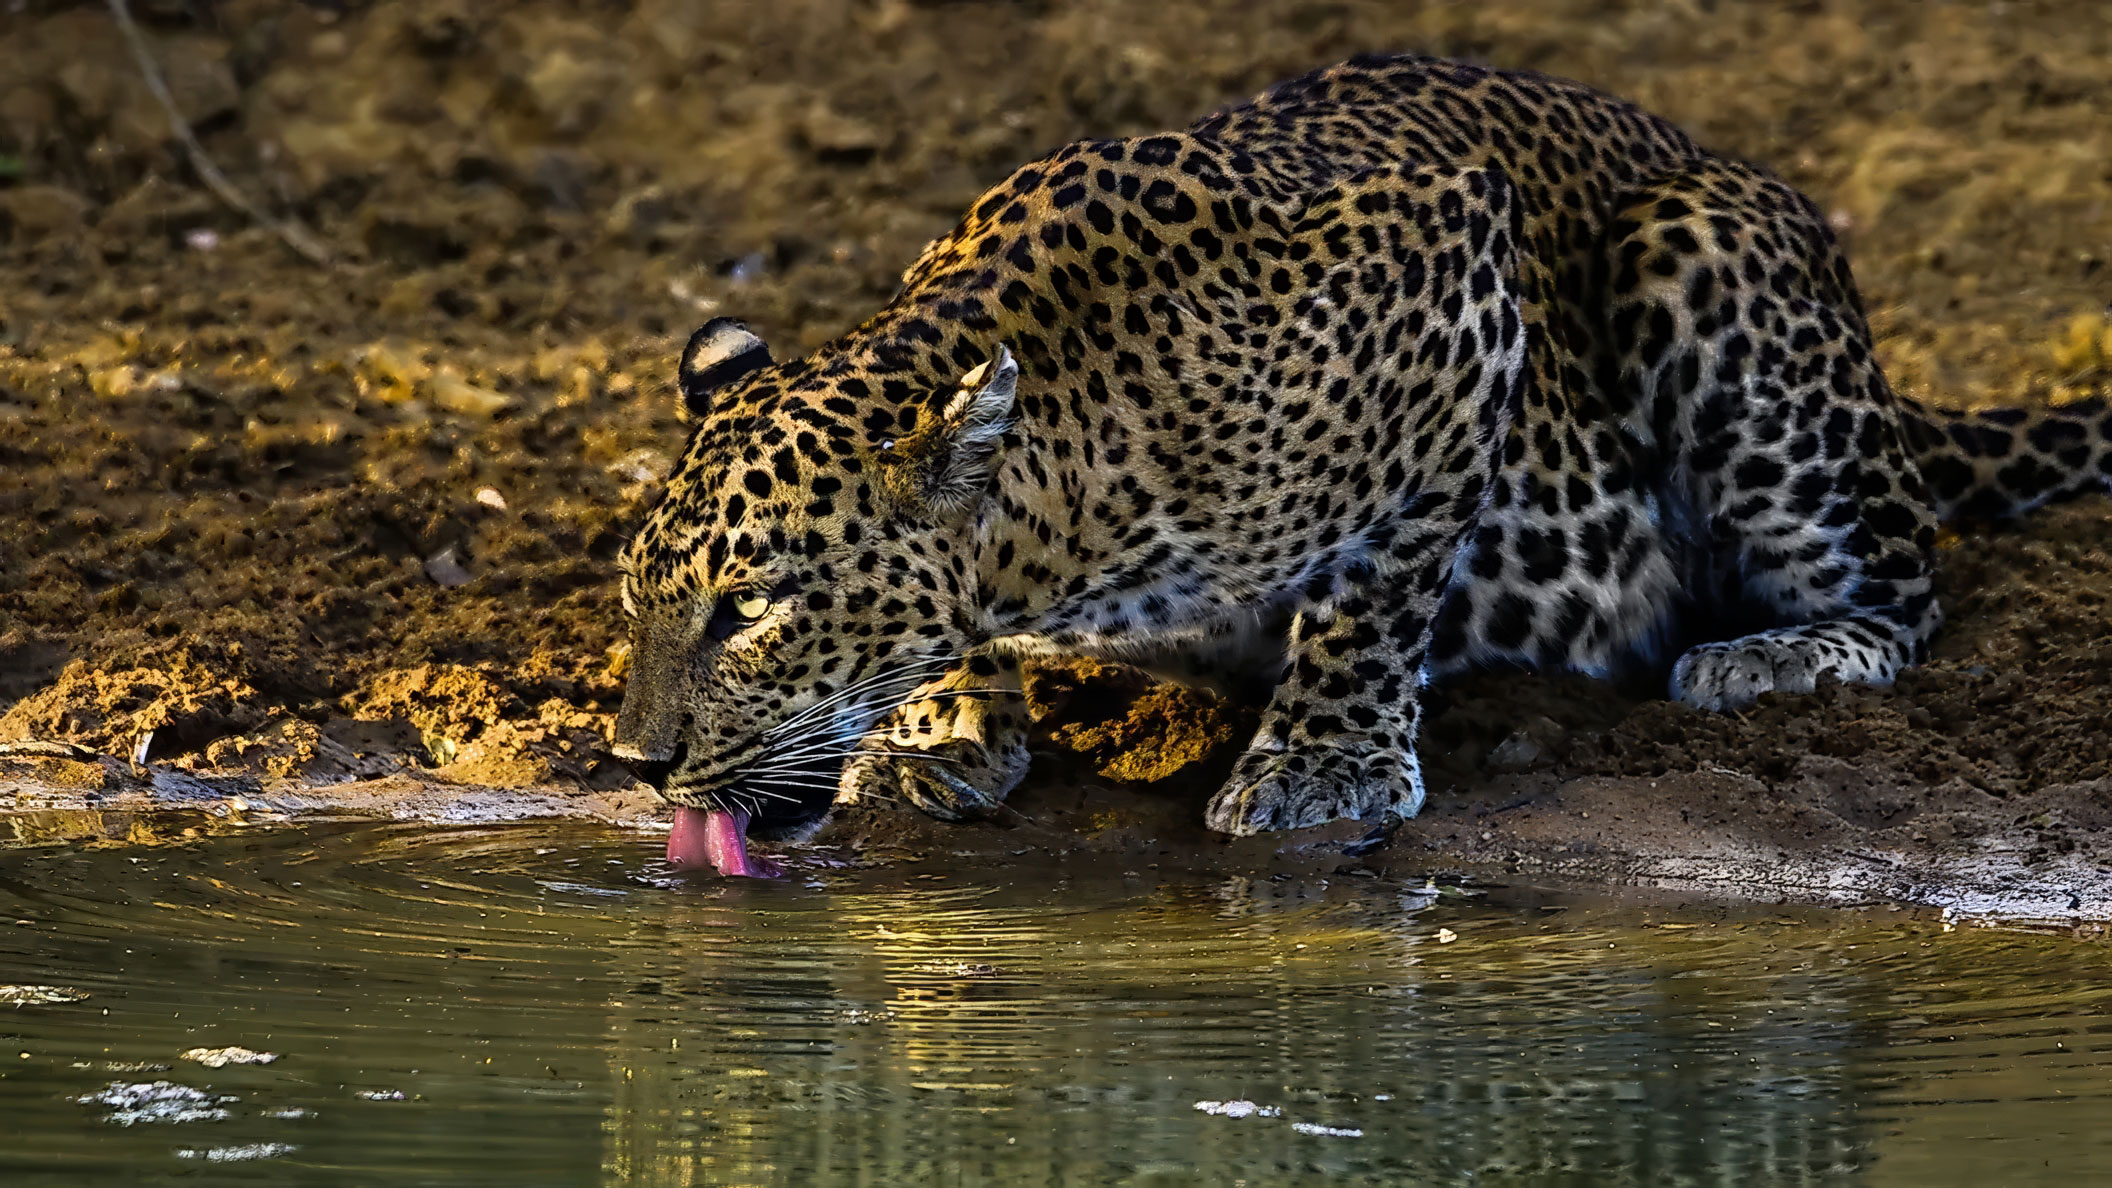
743,773 -> 840,790
762,688 -> 1001,765
761,722 -> 924,762
747,748 -> 965,780
763,656 -> 958,740
678,782 -> 798,806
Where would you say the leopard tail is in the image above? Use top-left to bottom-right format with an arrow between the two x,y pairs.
1897,395 -> 2112,521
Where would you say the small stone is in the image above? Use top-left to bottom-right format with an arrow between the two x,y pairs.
96,176 -> 216,241
1487,715 -> 1568,771
607,448 -> 670,493
422,547 -> 473,588
0,184 -> 92,240
800,102 -> 884,156
1436,928 -> 1458,944
2051,312 -> 2110,374
355,343 -> 426,404
606,185 -> 675,240
728,252 -> 767,285
1486,732 -> 1542,770
428,372 -> 513,417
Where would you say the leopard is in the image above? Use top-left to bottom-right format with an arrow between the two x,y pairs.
609,53 -> 2112,873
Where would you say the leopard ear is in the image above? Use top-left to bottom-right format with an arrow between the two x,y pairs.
920,346 -> 1018,514
676,318 -> 772,420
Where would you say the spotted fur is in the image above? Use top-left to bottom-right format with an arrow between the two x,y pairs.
610,54 -> 2112,839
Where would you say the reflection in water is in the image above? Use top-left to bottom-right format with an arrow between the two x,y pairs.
0,823 -> 2107,1187
598,878 -> 1876,1186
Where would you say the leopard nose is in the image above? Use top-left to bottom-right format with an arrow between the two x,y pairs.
610,741 -> 684,790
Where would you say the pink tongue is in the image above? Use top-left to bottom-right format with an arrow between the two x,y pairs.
666,806 -> 779,878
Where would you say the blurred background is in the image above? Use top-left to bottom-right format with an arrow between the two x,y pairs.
1,0 -> 2107,795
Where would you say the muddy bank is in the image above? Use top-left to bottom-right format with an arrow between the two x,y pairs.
7,746 -> 2108,931
2,0 -> 2109,920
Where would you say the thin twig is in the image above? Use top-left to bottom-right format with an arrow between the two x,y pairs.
106,0 -> 333,265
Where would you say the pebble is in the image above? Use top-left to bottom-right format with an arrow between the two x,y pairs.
429,372 -> 514,417
422,547 -> 473,588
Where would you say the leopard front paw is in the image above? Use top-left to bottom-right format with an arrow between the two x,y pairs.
1202,740 -> 1425,836
840,733 -> 1031,822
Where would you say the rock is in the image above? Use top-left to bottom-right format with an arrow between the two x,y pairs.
728,251 -> 767,284
31,757 -> 110,789
1487,732 -> 1543,770
360,210 -> 468,265
2051,311 -> 2111,374
524,44 -> 623,135
44,14 -> 237,153
0,184 -> 91,241
0,658 -> 263,760
352,341 -> 428,404
201,718 -> 392,782
0,84 -> 57,158
606,448 -> 670,493
800,101 -> 885,159
97,176 -> 218,242
152,33 -> 242,130
1487,715 -> 1570,772
405,0 -> 476,57
1025,657 -> 1240,783
342,664 -> 519,751
607,184 -> 688,244
427,371 -> 513,417
422,546 -> 474,587
273,117 -> 407,194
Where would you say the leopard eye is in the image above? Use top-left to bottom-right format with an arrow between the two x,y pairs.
704,591 -> 774,641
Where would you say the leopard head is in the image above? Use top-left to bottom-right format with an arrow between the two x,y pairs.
611,318 -> 1018,844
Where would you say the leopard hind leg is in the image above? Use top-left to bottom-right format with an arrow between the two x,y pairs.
1604,159 -> 1942,711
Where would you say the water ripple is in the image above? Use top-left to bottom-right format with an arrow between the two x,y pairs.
1,822 -> 2107,1185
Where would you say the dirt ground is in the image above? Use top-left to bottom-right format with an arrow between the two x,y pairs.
2,0 -> 2109,921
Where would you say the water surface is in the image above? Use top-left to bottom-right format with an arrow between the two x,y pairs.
2,823 -> 2108,1186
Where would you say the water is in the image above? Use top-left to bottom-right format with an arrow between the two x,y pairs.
1,823 -> 2107,1186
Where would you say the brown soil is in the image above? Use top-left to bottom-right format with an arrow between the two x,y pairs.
2,0 -> 2109,920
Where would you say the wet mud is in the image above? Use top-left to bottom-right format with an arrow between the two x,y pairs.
2,0 -> 2109,923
